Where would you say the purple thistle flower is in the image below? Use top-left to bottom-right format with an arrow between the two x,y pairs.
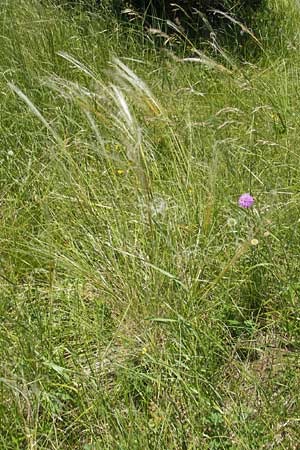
238,193 -> 254,208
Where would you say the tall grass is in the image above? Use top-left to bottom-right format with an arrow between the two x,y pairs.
1,0 -> 300,448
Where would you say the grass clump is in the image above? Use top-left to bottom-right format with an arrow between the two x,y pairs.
1,0 -> 300,448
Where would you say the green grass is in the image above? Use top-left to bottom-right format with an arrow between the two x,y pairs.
1,0 -> 300,448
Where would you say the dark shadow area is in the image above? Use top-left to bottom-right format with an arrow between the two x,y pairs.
117,1 -> 266,35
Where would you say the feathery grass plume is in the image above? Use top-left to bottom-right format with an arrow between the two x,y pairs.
8,82 -> 61,145
212,8 -> 264,51
50,53 -> 158,230
54,52 -> 189,188
54,53 -> 142,160
56,51 -> 99,82
112,57 -> 161,116
166,19 -> 233,73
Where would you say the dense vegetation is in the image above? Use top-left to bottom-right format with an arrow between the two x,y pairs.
119,0 -> 266,36
66,0 -> 266,34
126,0 -> 265,18
1,0 -> 300,448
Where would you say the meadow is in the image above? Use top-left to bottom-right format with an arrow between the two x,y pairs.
1,0 -> 300,448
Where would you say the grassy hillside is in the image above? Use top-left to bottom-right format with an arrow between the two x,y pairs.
1,1 -> 300,448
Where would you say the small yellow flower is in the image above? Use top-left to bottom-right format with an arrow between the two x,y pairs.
251,238 -> 259,246
116,169 -> 124,175
271,112 -> 278,121
141,346 -> 147,355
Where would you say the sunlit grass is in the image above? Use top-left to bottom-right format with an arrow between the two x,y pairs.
1,0 -> 300,448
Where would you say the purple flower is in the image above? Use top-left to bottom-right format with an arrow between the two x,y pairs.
238,193 -> 254,208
